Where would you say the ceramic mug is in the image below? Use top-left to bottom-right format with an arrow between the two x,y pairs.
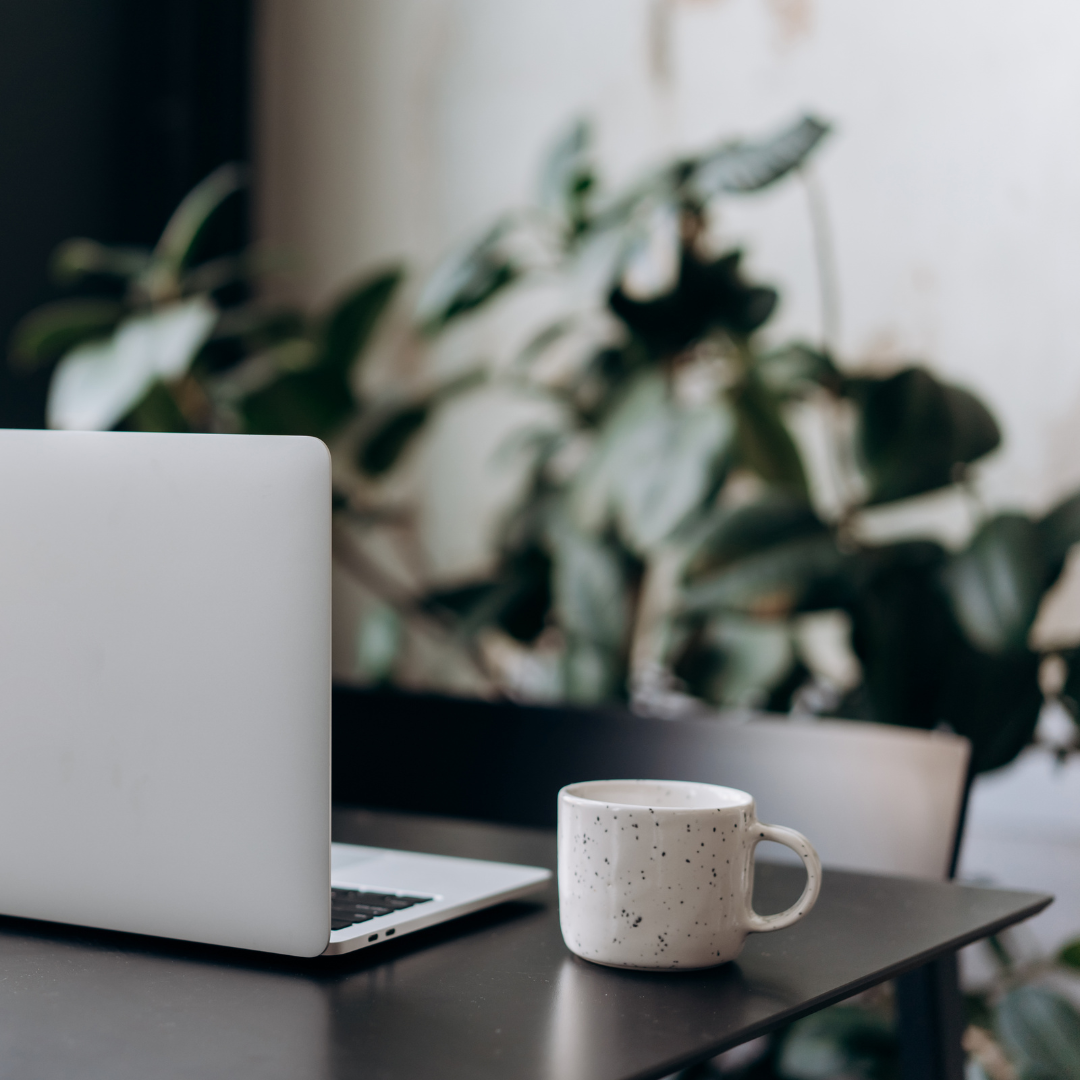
557,779 -> 821,970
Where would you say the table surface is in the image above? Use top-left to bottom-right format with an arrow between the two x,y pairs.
0,809 -> 1050,1080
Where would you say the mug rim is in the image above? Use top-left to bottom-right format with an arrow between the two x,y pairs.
559,778 -> 754,811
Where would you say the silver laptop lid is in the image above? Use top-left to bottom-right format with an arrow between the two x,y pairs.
0,431 -> 331,956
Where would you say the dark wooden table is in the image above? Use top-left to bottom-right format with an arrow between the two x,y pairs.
0,809 -> 1050,1080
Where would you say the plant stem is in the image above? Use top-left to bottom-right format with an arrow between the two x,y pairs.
800,167 -> 841,356
628,546 -> 686,688
986,933 -> 1015,974
330,518 -> 494,688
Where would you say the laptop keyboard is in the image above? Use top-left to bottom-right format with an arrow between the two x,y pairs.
330,888 -> 433,932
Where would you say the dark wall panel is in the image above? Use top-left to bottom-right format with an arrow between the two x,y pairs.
0,0 -> 121,427
0,0 -> 250,428
113,0 -> 250,247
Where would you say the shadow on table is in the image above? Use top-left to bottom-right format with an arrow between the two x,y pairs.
0,895 -> 549,1080
0,890 -> 547,976
543,955 -> 790,1080
0,919 -> 335,1080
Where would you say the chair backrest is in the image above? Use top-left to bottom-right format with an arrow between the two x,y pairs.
333,688 -> 971,880
693,715 -> 970,880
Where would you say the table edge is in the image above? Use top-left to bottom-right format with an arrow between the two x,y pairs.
633,890 -> 1052,1080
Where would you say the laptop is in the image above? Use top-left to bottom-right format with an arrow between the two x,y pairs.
0,429 -> 549,957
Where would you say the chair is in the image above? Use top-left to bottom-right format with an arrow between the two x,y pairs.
333,686 -> 972,1080
332,687 -> 970,881
682,715 -> 970,880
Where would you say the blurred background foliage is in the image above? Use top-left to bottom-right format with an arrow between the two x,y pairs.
688,928 -> 1080,1080
378,113 -> 1080,779
10,164 -> 407,443
15,115 -> 1080,782
14,112 -> 1080,1080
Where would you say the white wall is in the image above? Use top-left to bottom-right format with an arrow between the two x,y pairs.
960,747 -> 1080,966
258,0 -> 1080,956
256,0 -> 1080,608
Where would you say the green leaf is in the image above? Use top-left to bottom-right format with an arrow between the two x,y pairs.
357,370 -> 485,477
937,642 -> 1041,773
212,304 -> 308,351
153,163 -> 246,274
731,372 -> 809,495
584,114 -> 830,244
50,238 -> 150,285
422,579 -> 502,639
766,658 -> 814,713
755,342 -> 841,399
687,114 -> 831,202
940,514 -> 1046,654
126,380 -> 191,433
357,404 -> 428,476
547,513 -> 627,650
179,253 -> 255,295
610,247 -> 777,355
425,544 -> 555,645
9,299 -> 123,370
944,382 -> 1003,464
240,366 -> 353,439
355,602 -> 402,683
238,267 -> 405,441
686,493 -> 825,567
46,297 -> 217,431
845,539 -> 1042,770
675,615 -> 793,708
547,512 -> 628,702
583,161 -> 678,241
1058,938 -> 1080,970
318,268 -> 402,372
850,367 -> 1001,504
1061,648 -> 1080,726
844,541 -> 955,730
682,534 -> 845,617
491,546 -> 554,643
538,119 -> 595,234
777,1004 -> 896,1080
416,217 -> 521,332
996,986 -> 1080,1080
422,580 -> 497,622
570,372 -> 734,553
513,318 -> 577,370
1037,490 -> 1080,590
562,641 -> 623,704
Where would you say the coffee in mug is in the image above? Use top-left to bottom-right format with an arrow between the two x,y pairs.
558,779 -> 821,969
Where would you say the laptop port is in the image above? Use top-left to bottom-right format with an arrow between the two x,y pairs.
368,934 -> 378,942
386,928 -> 395,935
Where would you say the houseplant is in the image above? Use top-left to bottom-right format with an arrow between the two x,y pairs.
400,113 -> 1080,1080
7,164 -> 466,523
388,113 -> 1080,778
10,164 -> 404,443
22,124 -> 1080,779
18,123 -> 1080,1080
10,163 -> 500,692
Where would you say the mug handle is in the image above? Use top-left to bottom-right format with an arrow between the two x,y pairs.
743,822 -> 822,934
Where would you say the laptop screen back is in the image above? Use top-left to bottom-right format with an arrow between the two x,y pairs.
0,431 -> 331,955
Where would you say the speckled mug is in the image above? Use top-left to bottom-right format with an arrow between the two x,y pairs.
558,779 -> 821,970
